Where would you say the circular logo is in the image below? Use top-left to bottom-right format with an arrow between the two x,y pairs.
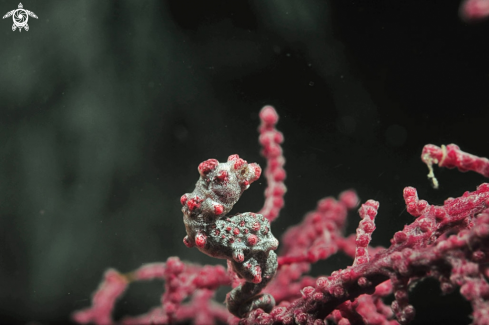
13,9 -> 28,28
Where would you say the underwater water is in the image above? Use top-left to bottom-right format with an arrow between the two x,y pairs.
0,1 -> 487,324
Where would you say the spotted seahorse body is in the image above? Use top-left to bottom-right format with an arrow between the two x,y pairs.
181,154 -> 278,317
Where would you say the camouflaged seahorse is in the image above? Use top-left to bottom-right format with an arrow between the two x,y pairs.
181,154 -> 278,317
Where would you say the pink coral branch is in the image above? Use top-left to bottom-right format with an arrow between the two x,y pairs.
353,200 -> 378,266
73,257 -> 231,325
330,281 -> 396,325
175,290 -> 230,325
460,0 -> 489,21
277,190 -> 359,267
422,144 -> 489,188
258,106 -> 287,223
73,269 -> 129,325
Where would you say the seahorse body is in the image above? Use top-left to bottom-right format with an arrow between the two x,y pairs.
181,154 -> 278,317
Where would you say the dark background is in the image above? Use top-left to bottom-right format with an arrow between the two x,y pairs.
0,0 -> 488,324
